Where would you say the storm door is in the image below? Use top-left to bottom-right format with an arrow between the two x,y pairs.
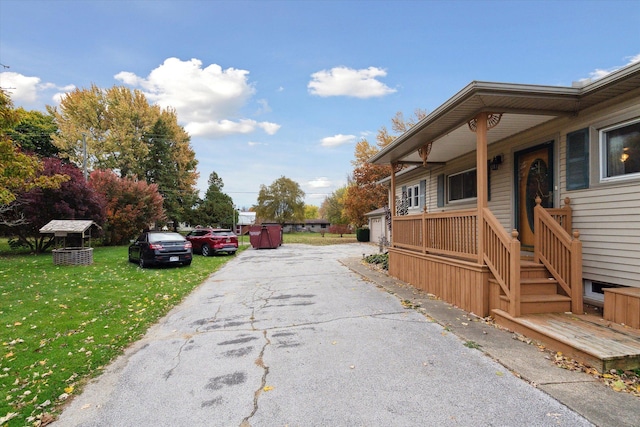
514,142 -> 554,249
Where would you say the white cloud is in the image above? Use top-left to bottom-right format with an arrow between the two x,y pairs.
184,118 -> 280,137
308,177 -> 332,188
320,134 -> 357,147
255,98 -> 271,114
0,71 -> 75,108
578,53 -> 640,84
248,141 -> 268,147
308,66 -> 396,98
115,57 -> 280,138
258,121 -> 281,135
0,72 -> 42,103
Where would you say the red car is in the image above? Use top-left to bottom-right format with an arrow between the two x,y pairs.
186,228 -> 238,256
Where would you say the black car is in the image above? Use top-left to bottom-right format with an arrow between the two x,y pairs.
128,231 -> 192,268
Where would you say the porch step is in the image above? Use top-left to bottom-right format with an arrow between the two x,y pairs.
492,309 -> 640,371
520,278 -> 559,295
499,293 -> 572,314
520,262 -> 552,279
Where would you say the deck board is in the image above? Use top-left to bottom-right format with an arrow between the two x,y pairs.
493,309 -> 640,371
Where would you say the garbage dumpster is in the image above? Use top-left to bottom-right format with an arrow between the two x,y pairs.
249,225 -> 282,249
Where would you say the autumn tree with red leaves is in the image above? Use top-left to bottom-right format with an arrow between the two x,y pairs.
342,110 -> 427,228
89,169 -> 165,245
3,158 -> 106,252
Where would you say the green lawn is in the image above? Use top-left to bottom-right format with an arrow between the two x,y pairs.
281,232 -> 358,245
0,245 -> 245,426
0,232 -> 363,425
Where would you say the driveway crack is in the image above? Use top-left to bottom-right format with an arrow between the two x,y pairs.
240,329 -> 271,427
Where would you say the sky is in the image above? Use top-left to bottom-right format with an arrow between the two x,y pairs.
1,0 -> 639,210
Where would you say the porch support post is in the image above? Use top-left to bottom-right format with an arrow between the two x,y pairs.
390,163 -> 398,245
475,112 -> 489,265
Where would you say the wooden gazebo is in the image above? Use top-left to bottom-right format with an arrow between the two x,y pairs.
39,220 -> 100,265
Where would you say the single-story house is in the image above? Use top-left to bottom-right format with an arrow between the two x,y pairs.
305,219 -> 331,233
369,61 -> 640,369
259,219 -> 331,233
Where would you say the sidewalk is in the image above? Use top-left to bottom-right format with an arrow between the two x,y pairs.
341,257 -> 640,427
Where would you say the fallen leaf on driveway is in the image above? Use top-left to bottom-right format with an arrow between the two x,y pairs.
263,385 -> 274,392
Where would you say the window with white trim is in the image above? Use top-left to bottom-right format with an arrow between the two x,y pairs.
600,118 -> 640,181
406,184 -> 419,207
448,168 -> 477,202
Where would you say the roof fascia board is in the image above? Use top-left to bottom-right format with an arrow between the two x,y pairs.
370,81 -> 579,164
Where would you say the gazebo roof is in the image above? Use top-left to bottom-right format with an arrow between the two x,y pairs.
39,220 -> 100,235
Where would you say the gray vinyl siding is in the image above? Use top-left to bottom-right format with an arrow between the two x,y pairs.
558,92 -> 640,288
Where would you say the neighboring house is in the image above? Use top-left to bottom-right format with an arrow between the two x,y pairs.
365,207 -> 390,245
304,219 -> 330,233
369,62 -> 640,369
259,219 -> 330,233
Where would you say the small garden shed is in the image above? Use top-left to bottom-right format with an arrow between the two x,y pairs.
39,220 -> 100,265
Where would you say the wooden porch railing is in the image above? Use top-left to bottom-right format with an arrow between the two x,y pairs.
533,197 -> 583,313
392,209 -> 477,261
544,197 -> 573,235
482,208 -> 521,317
391,199 -> 581,317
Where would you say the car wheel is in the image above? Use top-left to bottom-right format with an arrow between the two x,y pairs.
183,260 -> 192,266
201,244 -> 211,257
139,257 -> 146,268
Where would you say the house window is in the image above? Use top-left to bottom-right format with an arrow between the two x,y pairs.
448,168 -> 477,201
600,119 -> 640,181
406,184 -> 419,207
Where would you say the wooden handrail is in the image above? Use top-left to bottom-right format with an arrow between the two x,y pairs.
482,208 -> 520,316
534,197 -> 583,313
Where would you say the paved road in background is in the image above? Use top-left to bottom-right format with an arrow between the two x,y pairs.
54,243 -> 591,426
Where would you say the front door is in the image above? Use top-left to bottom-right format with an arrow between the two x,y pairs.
515,143 -> 554,249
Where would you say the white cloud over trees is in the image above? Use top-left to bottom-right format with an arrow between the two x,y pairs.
321,134 -> 357,147
114,57 -> 280,138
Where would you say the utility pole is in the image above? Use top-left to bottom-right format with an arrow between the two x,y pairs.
82,133 -> 88,181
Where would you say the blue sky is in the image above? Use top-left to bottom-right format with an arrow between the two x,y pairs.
1,0 -> 639,210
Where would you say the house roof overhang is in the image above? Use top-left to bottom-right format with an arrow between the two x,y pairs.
370,61 -> 640,166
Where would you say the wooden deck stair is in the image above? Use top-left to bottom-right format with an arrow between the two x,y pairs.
492,260 -> 640,371
490,260 -> 571,315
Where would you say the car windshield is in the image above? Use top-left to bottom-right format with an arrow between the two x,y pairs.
148,233 -> 185,243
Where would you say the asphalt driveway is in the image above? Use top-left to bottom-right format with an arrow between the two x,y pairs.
54,243 -> 591,426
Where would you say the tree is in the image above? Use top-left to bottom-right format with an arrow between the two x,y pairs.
48,85 -> 199,229
142,111 -> 199,230
2,158 -> 106,252
1,90 -> 67,224
253,176 -> 305,226
304,205 -> 319,220
7,109 -> 59,158
89,169 -> 165,245
342,109 -> 427,227
321,186 -> 349,226
193,171 -> 235,228
343,139 -> 389,227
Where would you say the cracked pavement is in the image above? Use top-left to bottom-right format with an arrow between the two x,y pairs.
54,243 -> 591,426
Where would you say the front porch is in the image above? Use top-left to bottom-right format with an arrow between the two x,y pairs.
389,203 -> 640,371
